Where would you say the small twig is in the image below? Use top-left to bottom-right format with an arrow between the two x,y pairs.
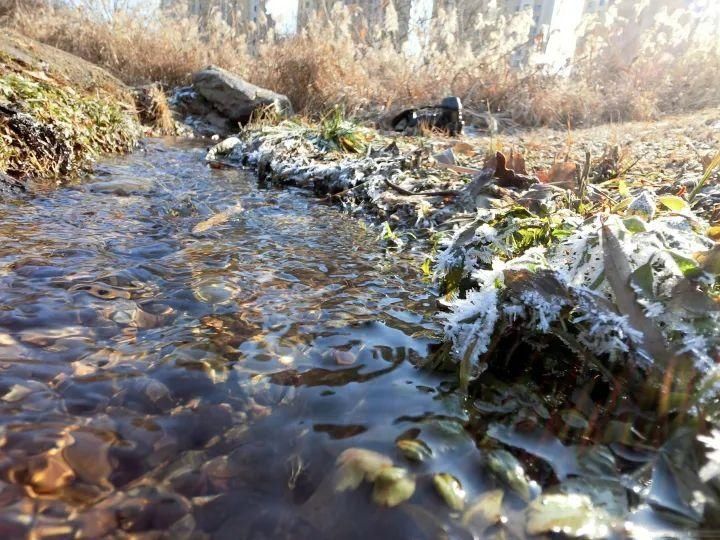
616,156 -> 642,179
575,150 -> 591,212
689,150 -> 720,203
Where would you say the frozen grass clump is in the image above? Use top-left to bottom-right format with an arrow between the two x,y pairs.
437,208 -> 719,387
0,72 -> 139,181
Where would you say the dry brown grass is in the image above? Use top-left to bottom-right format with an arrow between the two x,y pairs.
9,4 -> 251,86
133,83 -> 176,135
4,1 -> 719,129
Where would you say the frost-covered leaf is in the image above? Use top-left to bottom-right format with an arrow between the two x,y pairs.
601,224 -> 670,367
699,429 -> 720,482
668,251 -> 701,278
631,262 -> 654,298
623,216 -> 647,233
626,191 -> 656,221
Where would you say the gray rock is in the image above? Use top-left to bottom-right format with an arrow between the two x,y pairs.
170,87 -> 215,118
0,172 -> 25,195
192,66 -> 293,124
206,137 -> 242,162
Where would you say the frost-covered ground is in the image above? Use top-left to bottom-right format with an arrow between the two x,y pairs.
207,109 -> 720,535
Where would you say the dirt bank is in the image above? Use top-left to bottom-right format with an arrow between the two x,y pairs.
0,29 -> 140,188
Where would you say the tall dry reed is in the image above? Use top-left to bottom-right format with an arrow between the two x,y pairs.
5,0 -> 720,128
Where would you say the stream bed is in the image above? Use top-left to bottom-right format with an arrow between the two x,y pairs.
0,139 -> 697,539
0,139 -> 485,538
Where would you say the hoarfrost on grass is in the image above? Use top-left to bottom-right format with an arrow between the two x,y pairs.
442,288 -> 499,368
699,430 -> 720,482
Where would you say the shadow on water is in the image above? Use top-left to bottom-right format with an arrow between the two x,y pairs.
0,139 -> 483,538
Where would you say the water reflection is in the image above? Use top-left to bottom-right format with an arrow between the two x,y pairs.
0,139 -> 476,538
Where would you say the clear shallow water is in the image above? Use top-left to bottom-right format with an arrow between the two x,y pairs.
0,139 -> 484,538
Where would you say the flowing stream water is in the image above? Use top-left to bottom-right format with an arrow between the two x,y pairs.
0,139 -> 490,538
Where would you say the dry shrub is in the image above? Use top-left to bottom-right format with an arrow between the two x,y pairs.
3,0 -> 719,128
9,3 -> 253,86
134,84 -> 175,135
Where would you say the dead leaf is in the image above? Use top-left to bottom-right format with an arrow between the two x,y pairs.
541,162 -> 576,188
695,245 -> 720,275
507,149 -> 527,175
452,142 -> 475,156
192,204 -> 244,234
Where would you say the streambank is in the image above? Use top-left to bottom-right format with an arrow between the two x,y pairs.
207,119 -> 720,378
0,30 -> 140,189
206,117 -> 720,533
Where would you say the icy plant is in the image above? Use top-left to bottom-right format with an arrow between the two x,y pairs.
437,205 -> 719,382
699,430 -> 720,482
441,288 -> 499,381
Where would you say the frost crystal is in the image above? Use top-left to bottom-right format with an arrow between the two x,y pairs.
518,290 -> 565,332
699,430 -> 720,482
442,289 -> 499,368
572,293 -> 644,359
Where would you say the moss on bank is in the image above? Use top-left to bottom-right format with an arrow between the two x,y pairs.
0,33 -> 140,185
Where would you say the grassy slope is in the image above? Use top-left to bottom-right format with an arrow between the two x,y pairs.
0,30 -> 140,184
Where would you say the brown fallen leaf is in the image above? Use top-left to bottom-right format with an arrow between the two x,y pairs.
494,152 -> 536,189
539,161 -> 576,188
192,204 -> 244,234
507,149 -> 527,175
452,142 -> 476,156
695,245 -> 720,275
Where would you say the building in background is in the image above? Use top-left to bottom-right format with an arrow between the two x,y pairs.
297,0 -> 411,41
160,0 -> 267,27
